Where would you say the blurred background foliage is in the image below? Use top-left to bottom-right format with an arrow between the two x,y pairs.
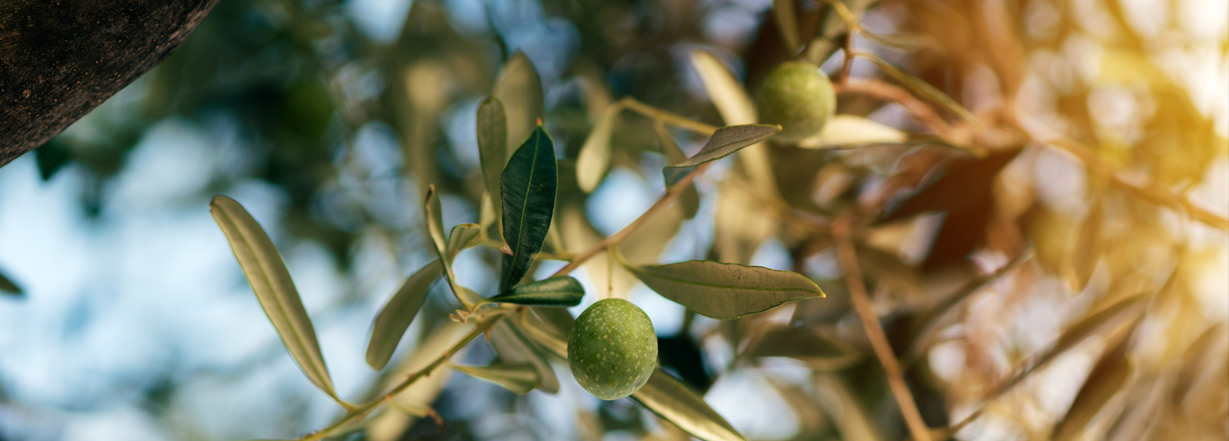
0,0 -> 1225,440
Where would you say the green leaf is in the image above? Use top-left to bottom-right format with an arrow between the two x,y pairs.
624,258 -> 824,319
796,115 -> 908,149
493,52 -> 544,153
575,104 -> 619,193
365,260 -> 442,370
499,126 -> 558,293
654,123 -> 700,218
773,0 -> 801,52
858,52 -> 981,129
487,276 -> 584,307
209,195 -> 338,400
745,325 -> 862,370
424,186 -> 466,307
476,97 -> 509,223
0,268 -> 22,298
451,362 -> 541,394
663,124 -> 781,185
690,51 -> 755,125
631,369 -> 746,441
489,321 -> 560,394
446,223 -> 482,261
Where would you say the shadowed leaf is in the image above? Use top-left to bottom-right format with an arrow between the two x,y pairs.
446,223 -> 482,261
859,52 -> 981,128
452,362 -> 541,394
477,97 -> 508,224
365,260 -> 442,370
665,124 -> 781,174
655,122 -> 700,218
631,369 -> 746,441
1052,327 -> 1134,441
0,269 -> 22,298
499,126 -> 558,292
489,320 -> 560,394
624,258 -> 824,319
773,0 -> 801,52
209,195 -> 338,401
424,186 -> 464,304
492,52 -> 543,153
487,276 -> 584,306
745,325 -> 862,370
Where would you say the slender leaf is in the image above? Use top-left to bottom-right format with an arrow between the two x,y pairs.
446,223 -> 482,260
492,52 -> 544,153
0,268 -> 22,297
689,50 -> 775,195
365,260 -> 442,370
576,104 -> 620,193
773,0 -> 801,52
745,325 -> 862,370
209,195 -> 337,399
654,123 -> 700,218
476,97 -> 508,224
796,115 -> 908,149
625,259 -> 824,319
424,186 -> 464,305
489,321 -> 560,394
499,126 -> 558,292
451,362 -> 541,394
488,276 -> 584,306
858,52 -> 981,128
665,124 -> 781,170
631,369 -> 746,441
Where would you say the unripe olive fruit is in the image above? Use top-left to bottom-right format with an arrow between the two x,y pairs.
567,298 -> 658,400
754,61 -> 836,143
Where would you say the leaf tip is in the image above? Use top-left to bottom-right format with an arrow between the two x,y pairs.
535,117 -> 543,126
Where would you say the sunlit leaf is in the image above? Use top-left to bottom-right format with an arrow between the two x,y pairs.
631,369 -> 746,441
745,325 -> 862,370
796,115 -> 908,149
624,258 -> 824,319
857,52 -> 981,128
487,276 -> 584,307
0,268 -> 22,298
654,123 -> 700,218
424,186 -> 465,305
209,195 -> 338,400
576,104 -> 619,193
665,124 -> 781,171
452,362 -> 542,394
446,223 -> 482,261
492,52 -> 544,153
499,126 -> 558,293
1070,200 -> 1103,292
365,260 -> 442,370
476,97 -> 508,225
489,321 -> 560,394
1052,328 -> 1134,441
773,0 -> 801,52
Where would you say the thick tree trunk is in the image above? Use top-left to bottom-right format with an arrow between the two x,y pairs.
0,0 -> 219,168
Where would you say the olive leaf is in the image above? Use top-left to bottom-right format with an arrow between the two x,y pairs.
858,52 -> 981,129
576,103 -> 620,193
663,124 -> 781,184
623,258 -> 824,319
773,0 -> 801,52
499,126 -> 558,293
0,268 -> 22,298
209,195 -> 339,402
689,50 -> 775,195
492,52 -> 544,154
489,321 -> 560,394
476,97 -> 508,224
796,115 -> 908,149
631,369 -> 746,441
1051,328 -> 1134,441
451,362 -> 542,394
365,259 -> 442,370
424,186 -> 465,306
487,276 -> 584,307
446,223 -> 482,261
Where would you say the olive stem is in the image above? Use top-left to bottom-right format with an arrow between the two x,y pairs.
833,217 -> 933,441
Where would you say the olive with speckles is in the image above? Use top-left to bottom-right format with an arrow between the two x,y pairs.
754,61 -> 836,143
567,298 -> 658,400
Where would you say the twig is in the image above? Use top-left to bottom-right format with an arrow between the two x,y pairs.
301,314 -> 504,441
549,163 -> 709,278
832,217 -> 932,441
1011,117 -> 1229,231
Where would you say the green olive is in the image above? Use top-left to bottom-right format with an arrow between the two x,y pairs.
755,61 -> 836,143
567,298 -> 657,400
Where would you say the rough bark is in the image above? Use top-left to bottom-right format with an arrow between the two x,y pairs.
0,0 -> 220,168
